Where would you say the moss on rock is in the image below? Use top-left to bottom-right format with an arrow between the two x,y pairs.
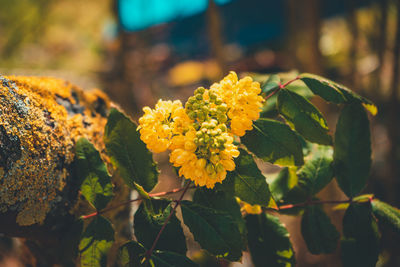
0,75 -> 110,226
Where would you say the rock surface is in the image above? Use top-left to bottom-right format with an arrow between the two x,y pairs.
0,75 -> 110,225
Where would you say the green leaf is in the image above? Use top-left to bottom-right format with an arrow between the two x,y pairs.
75,138 -> 113,210
341,203 -> 380,267
134,200 -> 187,255
193,189 -> 247,248
221,149 -> 271,206
241,118 -> 304,166
299,73 -> 346,103
180,201 -> 242,261
246,214 -> 295,267
270,167 -> 298,202
372,199 -> 400,234
333,103 -> 371,197
299,73 -> 377,115
296,146 -> 334,196
301,205 -> 339,254
104,108 -> 158,192
79,216 -> 114,267
118,241 -> 197,267
277,89 -> 332,145
261,74 -> 280,94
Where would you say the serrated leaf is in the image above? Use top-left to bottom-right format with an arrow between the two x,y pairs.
104,108 -> 158,192
79,216 -> 114,267
333,103 -> 371,197
299,73 -> 346,103
277,89 -> 332,145
261,74 -> 281,94
301,205 -> 339,254
372,199 -> 400,234
118,241 -> 197,267
297,146 -> 334,196
341,203 -> 380,267
221,149 -> 271,206
75,138 -> 113,210
246,214 -> 295,267
134,200 -> 187,254
242,118 -> 304,166
193,189 -> 247,248
180,201 -> 242,261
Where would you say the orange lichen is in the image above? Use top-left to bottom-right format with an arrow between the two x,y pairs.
0,75 -> 109,225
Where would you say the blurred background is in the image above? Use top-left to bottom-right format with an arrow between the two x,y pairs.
1,0 -> 400,266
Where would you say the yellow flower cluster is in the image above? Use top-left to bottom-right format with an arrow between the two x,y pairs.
138,72 -> 263,188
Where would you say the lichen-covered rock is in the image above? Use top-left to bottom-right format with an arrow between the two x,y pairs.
0,75 -> 110,226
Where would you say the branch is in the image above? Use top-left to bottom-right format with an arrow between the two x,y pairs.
144,182 -> 192,262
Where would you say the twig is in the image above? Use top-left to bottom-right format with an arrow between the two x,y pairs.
81,185 -> 194,220
144,182 -> 192,262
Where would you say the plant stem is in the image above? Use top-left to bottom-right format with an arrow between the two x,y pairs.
264,76 -> 300,101
81,185 -> 194,220
264,198 -> 358,212
144,182 -> 192,261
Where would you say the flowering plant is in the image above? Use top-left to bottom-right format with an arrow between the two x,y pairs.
74,71 -> 399,267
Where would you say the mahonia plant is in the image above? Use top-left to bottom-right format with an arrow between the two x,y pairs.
73,71 -> 400,267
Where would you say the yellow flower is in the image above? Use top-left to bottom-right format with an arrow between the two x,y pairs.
210,71 -> 264,136
138,100 -> 191,153
169,122 -> 239,189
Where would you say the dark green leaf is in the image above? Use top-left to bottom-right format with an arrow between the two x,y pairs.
242,118 -> 304,166
180,201 -> 242,261
104,108 -> 158,192
246,214 -> 295,267
299,73 -> 346,103
341,203 -> 380,267
277,89 -> 332,145
79,216 -> 114,267
333,103 -> 371,197
118,241 -> 145,267
297,146 -> 334,196
193,189 -> 247,248
262,74 -> 280,94
301,205 -> 339,254
118,241 -> 197,267
134,200 -> 187,254
222,149 -> 271,206
333,84 -> 377,116
372,199 -> 400,234
75,138 -> 113,210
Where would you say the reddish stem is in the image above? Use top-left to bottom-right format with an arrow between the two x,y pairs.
144,182 -> 192,261
264,76 -> 300,100
265,198 -> 353,212
81,186 -> 193,220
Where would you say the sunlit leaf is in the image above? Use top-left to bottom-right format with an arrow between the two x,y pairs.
79,216 -> 114,267
299,73 -> 346,103
372,199 -> 400,235
75,138 -> 113,210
